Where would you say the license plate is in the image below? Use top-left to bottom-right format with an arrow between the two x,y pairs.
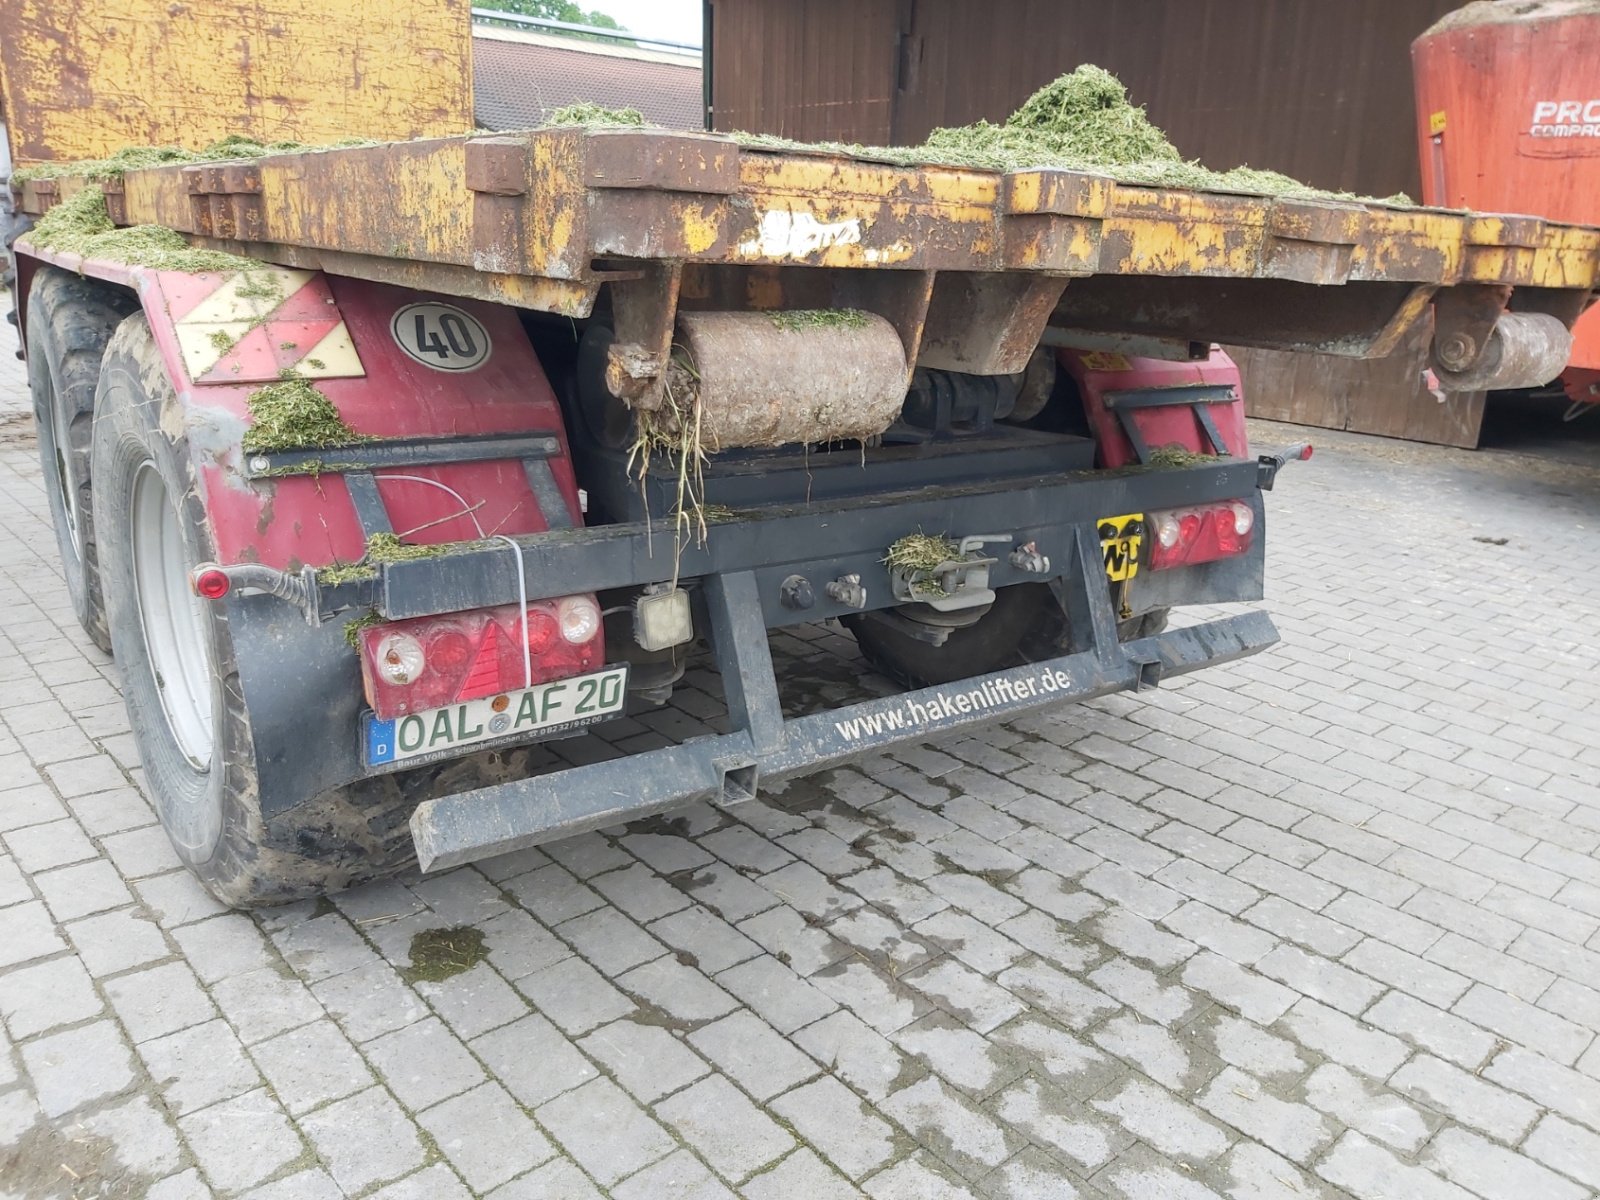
1097,513 -> 1144,581
363,665 -> 629,768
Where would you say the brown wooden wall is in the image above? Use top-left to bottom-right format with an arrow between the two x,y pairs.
707,0 -> 1461,199
706,0 -> 1485,445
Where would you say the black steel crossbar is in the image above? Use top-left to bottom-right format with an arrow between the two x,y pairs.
240,432 -> 562,479
367,459 -> 1262,625
408,524 -> 1278,872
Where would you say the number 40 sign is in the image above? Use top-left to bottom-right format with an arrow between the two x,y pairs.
390,302 -> 493,372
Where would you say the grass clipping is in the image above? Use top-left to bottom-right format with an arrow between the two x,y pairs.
628,348 -> 714,578
11,134 -> 377,183
1147,444 -> 1220,468
25,186 -> 268,273
736,64 -> 1408,203
400,927 -> 488,984
241,379 -> 373,455
884,533 -> 963,598
545,102 -> 648,128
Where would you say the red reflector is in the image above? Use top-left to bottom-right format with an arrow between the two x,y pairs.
1148,501 -> 1256,571
193,567 -> 231,600
358,596 -> 605,720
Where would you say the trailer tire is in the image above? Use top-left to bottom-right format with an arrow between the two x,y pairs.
26,268 -> 138,653
91,313 -> 415,907
845,586 -> 1170,689
844,584 -> 1068,687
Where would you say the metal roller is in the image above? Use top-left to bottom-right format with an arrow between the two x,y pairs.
1431,311 -> 1573,392
659,311 -> 909,449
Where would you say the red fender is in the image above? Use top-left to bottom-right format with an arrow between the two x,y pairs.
20,248 -> 580,570
1058,348 -> 1248,469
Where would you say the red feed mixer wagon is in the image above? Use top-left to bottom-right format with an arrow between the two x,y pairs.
1414,0 -> 1600,412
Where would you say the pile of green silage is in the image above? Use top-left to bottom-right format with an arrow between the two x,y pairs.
24,186 -> 268,272
736,65 -> 1407,203
11,134 -> 377,184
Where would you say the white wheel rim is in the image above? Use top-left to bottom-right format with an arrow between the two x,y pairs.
131,464 -> 215,767
45,373 -> 81,557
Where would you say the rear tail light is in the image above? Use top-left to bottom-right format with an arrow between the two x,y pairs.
373,632 -> 427,685
1147,500 -> 1256,570
358,595 -> 605,719
557,596 -> 601,644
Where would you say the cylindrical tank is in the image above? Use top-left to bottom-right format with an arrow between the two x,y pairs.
1413,1 -> 1600,405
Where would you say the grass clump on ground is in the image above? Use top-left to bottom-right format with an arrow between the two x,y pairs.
401,927 -> 488,984
546,102 -> 647,128
25,187 -> 269,272
241,379 -> 372,454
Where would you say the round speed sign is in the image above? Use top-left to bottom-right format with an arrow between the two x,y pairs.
391,303 -> 492,372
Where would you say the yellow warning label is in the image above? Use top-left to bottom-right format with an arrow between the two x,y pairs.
1081,351 -> 1133,372
1430,110 -> 1447,136
1098,513 -> 1144,582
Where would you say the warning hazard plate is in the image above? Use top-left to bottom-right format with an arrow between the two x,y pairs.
1097,513 -> 1144,581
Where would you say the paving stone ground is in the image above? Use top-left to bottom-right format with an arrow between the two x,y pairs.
3,298 -> 1600,1198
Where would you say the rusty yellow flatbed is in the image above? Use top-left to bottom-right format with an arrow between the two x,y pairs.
13,126 -> 1600,388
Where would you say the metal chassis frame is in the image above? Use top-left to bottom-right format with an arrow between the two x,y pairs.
306,457 -> 1270,871
409,525 -> 1277,871
352,459 -> 1265,628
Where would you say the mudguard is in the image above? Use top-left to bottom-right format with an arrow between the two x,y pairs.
137,266 -> 582,564
14,248 -> 584,815
1059,347 -> 1249,469
1058,347 -> 1264,614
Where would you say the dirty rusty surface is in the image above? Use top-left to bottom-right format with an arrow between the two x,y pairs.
3,308 -> 1600,1196
11,124 -> 1600,361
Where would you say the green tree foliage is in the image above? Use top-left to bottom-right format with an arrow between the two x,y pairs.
476,0 -> 624,30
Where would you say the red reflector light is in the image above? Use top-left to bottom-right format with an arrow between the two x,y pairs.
192,567 -> 231,600
358,596 -> 605,720
1148,500 -> 1256,571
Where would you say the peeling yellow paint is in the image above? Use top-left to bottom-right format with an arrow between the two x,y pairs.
0,0 -> 473,165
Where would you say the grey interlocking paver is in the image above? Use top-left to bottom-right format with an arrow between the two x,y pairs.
536,1076 -> 676,1186
771,1075 -> 898,1180
472,1012 -> 599,1108
103,960 -> 215,1043
63,906 -> 171,977
420,1081 -> 556,1192
685,1009 -> 815,1100
1303,1063 -> 1431,1153
176,1088 -> 303,1192
299,1085 -> 427,1192
139,1017 -> 261,1115
656,1073 -> 795,1180
250,1017 -> 374,1114
0,956 -> 101,1037
20,1019 -> 135,1118
1196,1067 -> 1335,1164
366,1014 -> 486,1111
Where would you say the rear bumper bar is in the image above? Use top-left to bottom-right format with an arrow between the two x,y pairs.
409,528 -> 1277,872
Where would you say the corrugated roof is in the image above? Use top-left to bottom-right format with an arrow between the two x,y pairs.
473,29 -> 703,131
